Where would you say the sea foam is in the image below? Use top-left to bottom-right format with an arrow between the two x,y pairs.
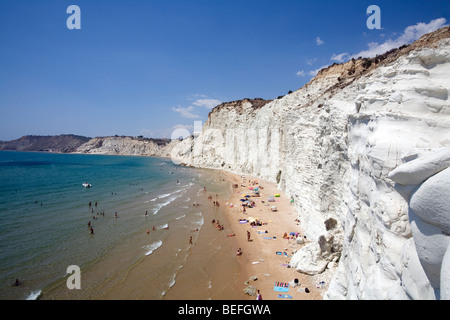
143,240 -> 163,256
26,290 -> 42,300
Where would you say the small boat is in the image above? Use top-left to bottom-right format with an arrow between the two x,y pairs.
82,182 -> 91,188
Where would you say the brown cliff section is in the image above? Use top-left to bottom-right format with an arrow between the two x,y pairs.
205,98 -> 273,125
0,134 -> 91,153
205,27 -> 450,118
308,26 -> 450,97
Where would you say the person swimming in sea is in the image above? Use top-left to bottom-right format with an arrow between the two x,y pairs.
12,278 -> 21,286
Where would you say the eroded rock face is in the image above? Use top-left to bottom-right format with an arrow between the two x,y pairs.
76,136 -> 178,158
389,151 -> 450,297
171,27 -> 450,299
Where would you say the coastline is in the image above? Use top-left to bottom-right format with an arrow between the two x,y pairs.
14,150 -> 327,300
219,170 -> 325,300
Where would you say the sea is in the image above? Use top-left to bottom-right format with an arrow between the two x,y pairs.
0,151 -> 242,300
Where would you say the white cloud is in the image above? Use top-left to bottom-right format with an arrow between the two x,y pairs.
305,58 -> 317,65
172,106 -> 201,119
192,98 -> 221,109
172,97 -> 221,119
308,65 -> 330,77
139,128 -> 155,137
296,70 -> 305,77
316,36 -> 324,46
331,52 -> 350,63
354,17 -> 447,58
193,94 -> 207,98
187,93 -> 208,101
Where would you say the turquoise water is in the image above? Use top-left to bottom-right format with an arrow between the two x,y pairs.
0,151 -> 217,300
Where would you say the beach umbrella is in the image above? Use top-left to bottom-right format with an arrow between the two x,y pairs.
240,199 -> 246,202
244,195 -> 250,198
249,187 -> 254,190
254,187 -> 259,191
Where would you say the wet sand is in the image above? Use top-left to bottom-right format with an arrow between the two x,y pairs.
40,168 -> 326,300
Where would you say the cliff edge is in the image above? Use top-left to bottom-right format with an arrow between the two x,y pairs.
75,136 -> 178,158
171,26 -> 450,299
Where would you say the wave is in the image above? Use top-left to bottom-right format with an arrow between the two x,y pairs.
152,199 -> 172,215
193,212 -> 204,229
152,192 -> 186,215
26,290 -> 42,300
158,193 -> 172,199
176,214 -> 186,220
143,240 -> 163,256
161,274 -> 176,297
168,273 -> 176,288
158,223 -> 168,229
159,187 -> 186,199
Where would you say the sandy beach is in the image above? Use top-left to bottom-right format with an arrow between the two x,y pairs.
219,171 -> 326,300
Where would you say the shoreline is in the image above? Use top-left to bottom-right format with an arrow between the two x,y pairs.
219,170 -> 326,300
28,158 -> 327,301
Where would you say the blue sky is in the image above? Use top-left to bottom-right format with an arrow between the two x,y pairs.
0,0 -> 449,140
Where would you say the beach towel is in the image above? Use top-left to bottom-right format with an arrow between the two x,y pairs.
278,294 -> 292,299
263,237 -> 275,240
273,281 -> 289,292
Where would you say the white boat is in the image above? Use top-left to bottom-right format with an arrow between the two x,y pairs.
82,182 -> 91,188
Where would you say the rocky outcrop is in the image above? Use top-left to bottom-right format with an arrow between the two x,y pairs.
0,134 -> 91,153
171,26 -> 450,299
75,136 -> 178,158
388,148 -> 450,299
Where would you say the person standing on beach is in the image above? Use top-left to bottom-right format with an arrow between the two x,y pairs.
247,230 -> 251,242
256,290 -> 262,300
189,236 -> 193,245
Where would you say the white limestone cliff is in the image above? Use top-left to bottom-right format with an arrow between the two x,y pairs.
75,136 -> 178,158
171,27 -> 450,299
388,148 -> 450,299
